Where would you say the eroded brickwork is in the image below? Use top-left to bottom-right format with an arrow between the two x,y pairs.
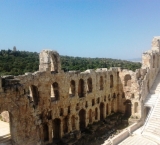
0,37 -> 160,145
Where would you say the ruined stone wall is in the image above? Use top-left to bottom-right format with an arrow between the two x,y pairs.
0,37 -> 160,145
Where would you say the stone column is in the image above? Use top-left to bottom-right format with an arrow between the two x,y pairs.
39,125 -> 44,142
108,102 -> 111,115
48,120 -> 53,143
68,115 -> 72,132
60,118 -> 63,138
97,107 -> 100,121
84,80 -> 87,97
86,109 -> 89,126
76,115 -> 79,130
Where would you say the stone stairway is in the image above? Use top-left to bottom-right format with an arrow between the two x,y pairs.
0,134 -> 11,145
144,94 -> 159,107
142,97 -> 160,143
142,72 -> 160,142
119,72 -> 160,145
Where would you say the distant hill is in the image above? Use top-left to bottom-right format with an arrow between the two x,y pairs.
0,49 -> 141,76
127,58 -> 142,63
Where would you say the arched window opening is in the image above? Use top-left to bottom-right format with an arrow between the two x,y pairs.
117,72 -> 119,82
60,108 -> 63,116
87,77 -> 92,93
79,109 -> 86,130
124,74 -> 131,87
71,115 -> 76,130
52,118 -> 61,139
95,108 -> 98,120
131,94 -> 135,99
92,99 -> 95,106
69,80 -> 75,97
112,93 -> 116,99
51,82 -> 59,101
134,102 -> 138,113
29,85 -> 39,105
110,75 -> 113,88
63,117 -> 68,134
97,97 -> 100,104
76,103 -> 79,111
43,124 -> 49,142
100,103 -> 104,120
88,109 -> 92,123
104,96 -> 106,102
85,101 -> 88,108
122,92 -> 125,98
99,76 -> 103,90
68,106 -> 70,114
47,111 -> 52,120
78,79 -> 85,98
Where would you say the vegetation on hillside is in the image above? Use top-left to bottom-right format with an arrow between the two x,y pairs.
0,49 -> 141,76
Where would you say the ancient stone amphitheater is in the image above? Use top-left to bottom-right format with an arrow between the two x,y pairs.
0,37 -> 160,145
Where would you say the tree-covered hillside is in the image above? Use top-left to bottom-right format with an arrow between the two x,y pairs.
0,49 -> 141,76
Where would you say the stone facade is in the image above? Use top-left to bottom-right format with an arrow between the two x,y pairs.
0,37 -> 160,145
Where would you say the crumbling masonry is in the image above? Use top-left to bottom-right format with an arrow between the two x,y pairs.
0,37 -> 160,145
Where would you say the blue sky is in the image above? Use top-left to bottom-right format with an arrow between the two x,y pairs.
0,0 -> 160,59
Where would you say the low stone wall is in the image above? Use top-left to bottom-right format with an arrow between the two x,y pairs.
102,120 -> 144,145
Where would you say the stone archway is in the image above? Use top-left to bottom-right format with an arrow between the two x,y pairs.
79,109 -> 86,130
63,117 -> 68,134
124,74 -> 131,87
0,111 -> 12,144
69,80 -> 76,97
95,108 -> 98,120
52,118 -> 61,139
43,123 -> 49,142
88,109 -> 92,123
100,103 -> 104,120
124,100 -> 132,117
71,115 -> 76,130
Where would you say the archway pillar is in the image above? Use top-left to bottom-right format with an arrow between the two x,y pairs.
97,107 -> 100,121
60,119 -> 63,138
114,98 -> 118,112
84,80 -> 87,96
86,111 -> 89,126
85,110 -> 87,128
48,121 -> 53,143
108,102 -> 111,115
68,115 -> 72,132
76,115 -> 80,131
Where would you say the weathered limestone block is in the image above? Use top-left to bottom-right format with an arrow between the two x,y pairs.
152,36 -> 160,51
